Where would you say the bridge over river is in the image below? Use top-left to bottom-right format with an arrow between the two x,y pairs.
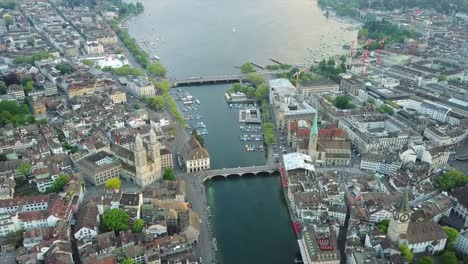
170,74 -> 245,87
191,164 -> 280,182
169,68 -> 295,87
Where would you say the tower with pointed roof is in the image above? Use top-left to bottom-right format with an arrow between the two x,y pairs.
134,134 -> 148,177
387,188 -> 412,243
308,112 -> 319,162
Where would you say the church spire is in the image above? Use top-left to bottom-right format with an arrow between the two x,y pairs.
135,134 -> 144,151
310,112 -> 318,137
149,128 -> 157,144
395,187 -> 412,215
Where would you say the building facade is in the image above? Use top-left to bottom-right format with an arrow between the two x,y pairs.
76,151 -> 122,186
111,129 -> 163,187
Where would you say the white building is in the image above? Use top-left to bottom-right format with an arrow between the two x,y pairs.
0,213 -> 16,237
185,136 -> 210,173
419,100 -> 451,123
124,76 -> 155,98
369,208 -> 392,223
85,41 -> 105,55
360,153 -> 401,176
454,230 -> 468,256
0,195 -> 50,214
328,204 -> 347,226
423,125 -> 468,147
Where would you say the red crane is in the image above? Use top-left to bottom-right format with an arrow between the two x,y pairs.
377,37 -> 389,66
361,40 -> 375,75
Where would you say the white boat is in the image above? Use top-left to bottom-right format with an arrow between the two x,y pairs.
232,26 -> 236,33
154,55 -> 160,60
196,99 -> 200,105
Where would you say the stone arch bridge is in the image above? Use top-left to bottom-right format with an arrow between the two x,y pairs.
192,164 -> 279,182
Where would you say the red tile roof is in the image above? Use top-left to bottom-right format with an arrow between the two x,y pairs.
318,127 -> 346,139
0,194 -> 50,208
18,210 -> 48,222
49,198 -> 71,220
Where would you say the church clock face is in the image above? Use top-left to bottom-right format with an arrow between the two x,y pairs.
393,210 -> 400,220
399,213 -> 410,222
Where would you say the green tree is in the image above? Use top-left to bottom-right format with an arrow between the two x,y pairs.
133,103 -> 140,110
154,80 -> 171,94
163,168 -> 176,181
418,256 -> 433,264
463,255 -> 468,264
400,244 -> 413,262
3,14 -> 13,29
327,58 -> 335,66
440,251 -> 457,264
334,96 -> 351,109
377,219 -> 389,233
23,80 -> 34,93
240,62 -> 256,74
131,219 -> 145,233
105,178 -> 121,190
38,119 -> 47,127
247,73 -> 265,87
443,226 -> 459,251
0,81 -> 6,95
48,175 -> 69,193
437,170 -> 468,191
367,98 -> 375,105
146,96 -> 165,111
246,87 -> 255,98
254,84 -> 269,100
438,74 -> 448,82
358,28 -> 368,39
0,154 -> 7,161
17,163 -> 31,177
147,62 -> 166,77
81,59 -> 94,66
55,64 -> 72,75
378,104 -> 394,115
103,209 -> 129,232
263,122 -> 276,145
122,259 -> 137,264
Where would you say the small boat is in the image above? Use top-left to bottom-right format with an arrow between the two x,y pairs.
154,55 -> 160,60
196,99 -> 200,105
232,26 -> 236,33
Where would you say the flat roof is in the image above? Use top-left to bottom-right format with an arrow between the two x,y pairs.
283,153 -> 315,171
449,98 -> 468,108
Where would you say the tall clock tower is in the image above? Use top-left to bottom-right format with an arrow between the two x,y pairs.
387,189 -> 412,243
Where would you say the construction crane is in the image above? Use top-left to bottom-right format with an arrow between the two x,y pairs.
361,40 -> 375,75
377,37 -> 389,66
411,8 -> 423,30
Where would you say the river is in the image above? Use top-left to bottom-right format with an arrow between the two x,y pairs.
126,0 -> 357,263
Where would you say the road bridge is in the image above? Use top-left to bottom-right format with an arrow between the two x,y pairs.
191,164 -> 279,182
171,74 -> 245,87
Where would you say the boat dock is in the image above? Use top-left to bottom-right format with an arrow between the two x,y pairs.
239,108 -> 262,123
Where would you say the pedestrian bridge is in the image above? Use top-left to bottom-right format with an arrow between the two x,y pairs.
192,164 -> 279,182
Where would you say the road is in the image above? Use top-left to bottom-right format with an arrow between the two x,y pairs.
182,172 -> 217,263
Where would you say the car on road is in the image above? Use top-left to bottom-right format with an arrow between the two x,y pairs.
199,257 -> 202,263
